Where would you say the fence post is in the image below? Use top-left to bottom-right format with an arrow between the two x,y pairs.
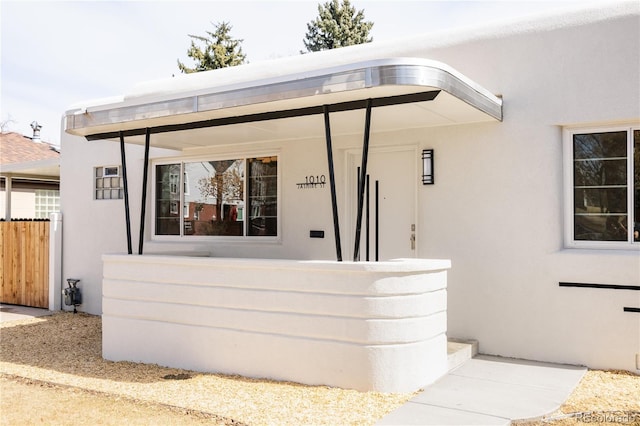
49,212 -> 63,311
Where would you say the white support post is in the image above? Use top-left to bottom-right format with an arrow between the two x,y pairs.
4,175 -> 12,221
49,212 -> 63,311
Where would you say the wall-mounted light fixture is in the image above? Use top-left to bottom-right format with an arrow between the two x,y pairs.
422,149 -> 434,185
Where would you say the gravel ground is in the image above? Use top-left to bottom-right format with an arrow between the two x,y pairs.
1,312 -> 638,426
514,369 -> 640,426
1,375 -> 238,425
0,312 -> 413,425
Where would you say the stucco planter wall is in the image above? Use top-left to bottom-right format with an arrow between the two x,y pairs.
102,254 -> 450,392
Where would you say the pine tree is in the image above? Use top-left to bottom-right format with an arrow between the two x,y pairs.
177,21 -> 246,73
303,0 -> 373,52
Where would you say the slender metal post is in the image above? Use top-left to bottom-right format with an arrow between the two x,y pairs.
375,180 -> 379,262
353,99 -> 372,261
356,167 -> 360,261
365,174 -> 370,261
323,105 -> 342,261
119,132 -> 133,254
138,128 -> 151,255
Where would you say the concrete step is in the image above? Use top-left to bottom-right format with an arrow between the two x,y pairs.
447,338 -> 478,372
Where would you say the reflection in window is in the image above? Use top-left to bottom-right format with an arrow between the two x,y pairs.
184,160 -> 244,236
248,157 -> 278,236
154,156 -> 277,238
571,129 -> 638,243
156,164 -> 181,235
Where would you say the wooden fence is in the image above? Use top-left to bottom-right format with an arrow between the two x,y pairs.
0,220 -> 49,308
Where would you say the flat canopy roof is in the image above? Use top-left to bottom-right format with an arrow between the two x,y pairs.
65,58 -> 502,150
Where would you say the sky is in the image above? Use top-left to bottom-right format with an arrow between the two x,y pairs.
1,0 -> 600,146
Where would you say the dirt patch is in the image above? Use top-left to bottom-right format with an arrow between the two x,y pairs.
0,312 -> 414,425
1,374 -> 241,425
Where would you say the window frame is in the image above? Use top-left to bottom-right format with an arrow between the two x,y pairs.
151,152 -> 281,242
563,124 -> 639,249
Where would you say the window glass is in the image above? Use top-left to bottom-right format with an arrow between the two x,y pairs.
156,164 -> 181,235
248,157 -> 278,236
573,131 -> 627,159
155,156 -> 276,238
573,131 -> 627,241
183,160 -> 244,236
94,166 -> 123,200
634,130 -> 640,242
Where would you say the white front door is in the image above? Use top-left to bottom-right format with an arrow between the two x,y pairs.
346,147 -> 417,261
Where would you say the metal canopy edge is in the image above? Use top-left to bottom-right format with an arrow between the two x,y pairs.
85,90 -> 440,141
65,58 -> 503,142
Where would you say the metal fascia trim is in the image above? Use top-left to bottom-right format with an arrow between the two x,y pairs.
85,91 -> 440,141
67,59 -> 502,135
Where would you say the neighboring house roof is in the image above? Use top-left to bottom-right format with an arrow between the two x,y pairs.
0,132 -> 60,179
0,132 -> 60,165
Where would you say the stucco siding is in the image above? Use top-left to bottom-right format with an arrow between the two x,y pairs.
61,2 -> 640,373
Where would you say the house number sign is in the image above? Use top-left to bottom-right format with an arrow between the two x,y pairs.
296,175 -> 326,189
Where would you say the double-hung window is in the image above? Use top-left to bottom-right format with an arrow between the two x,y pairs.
564,125 -> 639,247
155,155 -> 278,238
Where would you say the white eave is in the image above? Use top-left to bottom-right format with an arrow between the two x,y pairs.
0,158 -> 60,180
64,57 -> 502,150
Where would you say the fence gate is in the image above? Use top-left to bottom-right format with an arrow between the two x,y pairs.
0,220 -> 49,308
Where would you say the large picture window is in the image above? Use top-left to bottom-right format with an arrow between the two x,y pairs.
565,126 -> 639,247
154,156 -> 278,238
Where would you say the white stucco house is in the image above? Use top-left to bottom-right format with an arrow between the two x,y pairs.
59,2 -> 639,392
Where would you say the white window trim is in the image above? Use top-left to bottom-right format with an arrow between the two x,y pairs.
563,124 -> 639,250
151,151 -> 281,242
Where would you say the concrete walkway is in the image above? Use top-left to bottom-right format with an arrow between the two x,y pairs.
0,304 -> 52,323
377,355 -> 586,425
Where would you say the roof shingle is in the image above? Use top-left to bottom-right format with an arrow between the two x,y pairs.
0,132 -> 60,165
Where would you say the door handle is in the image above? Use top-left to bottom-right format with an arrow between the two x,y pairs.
410,224 -> 416,250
